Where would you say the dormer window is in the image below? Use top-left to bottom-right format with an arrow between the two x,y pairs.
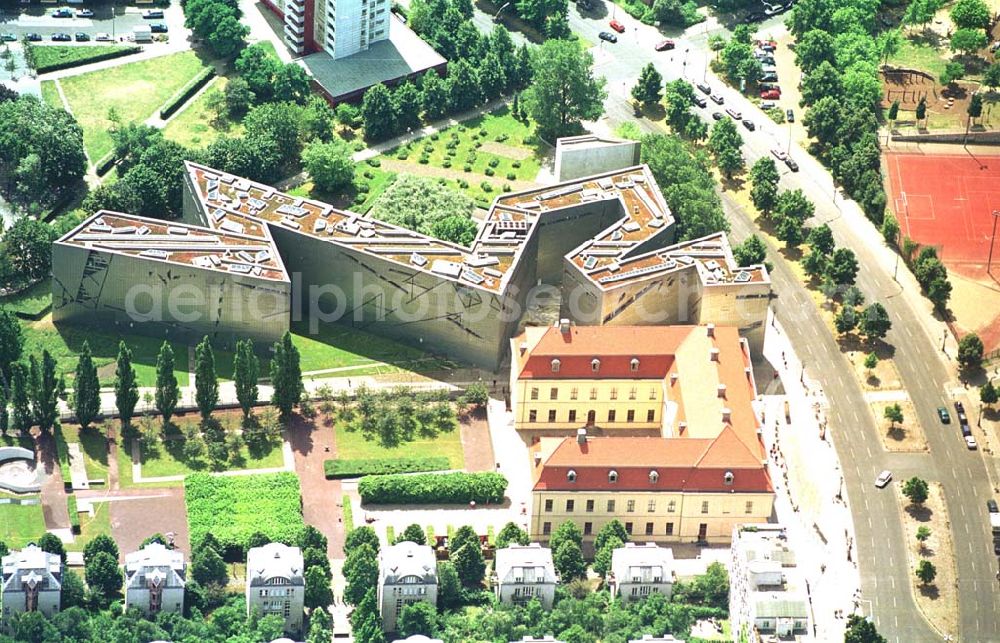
591,358 -> 601,373
630,358 -> 640,372
567,469 -> 577,482
551,358 -> 561,373
649,470 -> 659,484
608,470 -> 618,483
724,471 -> 734,486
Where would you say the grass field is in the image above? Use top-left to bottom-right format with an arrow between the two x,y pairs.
137,418 -> 285,478
31,44 -> 138,73
334,421 -> 465,469
65,500 -> 112,553
163,76 -> 244,149
40,79 -> 63,109
0,281 -> 52,318
0,500 -> 46,548
59,424 -> 111,483
21,317 -> 189,388
59,50 -> 209,161
889,37 -> 950,80
289,164 -> 399,215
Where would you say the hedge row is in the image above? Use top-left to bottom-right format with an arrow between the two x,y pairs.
358,472 -> 507,505
159,67 -> 216,119
184,472 -> 304,557
32,45 -> 141,74
67,495 -> 80,534
94,152 -> 116,177
324,456 -> 450,479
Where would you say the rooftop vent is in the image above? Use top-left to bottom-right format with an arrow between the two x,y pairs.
706,323 -> 715,337
576,429 -> 587,445
710,348 -> 720,362
717,384 -> 727,398
722,407 -> 732,423
559,318 -> 571,334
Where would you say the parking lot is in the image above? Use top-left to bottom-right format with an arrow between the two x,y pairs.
0,4 -> 182,43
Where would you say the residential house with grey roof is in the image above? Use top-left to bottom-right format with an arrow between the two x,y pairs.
123,543 -> 186,616
493,543 -> 557,609
245,543 -> 305,635
1,544 -> 62,634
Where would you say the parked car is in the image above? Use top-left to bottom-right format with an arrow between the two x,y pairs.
51,7 -> 73,17
696,82 -> 711,95
74,32 -> 89,41
150,23 -> 168,33
51,32 -> 72,41
0,33 -> 16,42
710,93 -> 724,105
785,108 -> 794,122
725,108 -> 742,120
143,9 -> 164,18
966,435 -> 978,450
609,19 -> 625,33
987,499 -> 998,513
875,470 -> 892,488
785,157 -> 799,172
961,423 -> 972,437
741,11 -> 764,23
655,39 -> 675,51
76,8 -> 94,17
760,100 -> 776,110
742,119 -> 756,131
937,407 -> 951,424
760,73 -> 778,83
692,95 -> 707,108
760,89 -> 781,100
955,401 -> 966,414
95,32 -> 112,41
771,148 -> 787,161
25,33 -> 42,42
712,112 -> 724,120
598,31 -> 617,43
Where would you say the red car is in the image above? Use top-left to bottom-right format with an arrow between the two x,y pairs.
655,39 -> 675,51
760,89 -> 781,99
609,19 -> 625,33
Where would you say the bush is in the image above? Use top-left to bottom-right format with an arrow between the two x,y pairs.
512,160 -> 521,168
343,495 -> 354,532
463,164 -> 472,172
67,495 -> 80,534
396,151 -> 409,160
324,456 -> 450,479
363,170 -> 374,179
159,67 -> 216,119
94,153 -> 117,177
480,181 -> 493,192
488,158 -> 500,168
479,128 -> 488,137
367,158 -> 381,167
357,183 -> 370,193
430,133 -> 439,141
442,159 -> 452,168
458,179 -> 469,188
184,472 -> 305,557
358,472 -> 507,504
506,172 -> 516,180
502,183 -> 512,192
484,167 -> 495,176
419,154 -> 430,164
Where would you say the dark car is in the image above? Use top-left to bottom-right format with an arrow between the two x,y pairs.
51,32 -> 72,41
760,72 -> 778,83
25,33 -> 43,42
143,9 -> 164,18
786,108 -> 794,122
74,32 -> 90,41
785,157 -> 799,172
696,82 -> 711,95
150,23 -> 168,33
692,95 -> 707,108
712,112 -> 724,120
937,407 -> 951,424
655,39 -> 675,51
955,401 -> 966,414
598,31 -> 617,43
742,119 -> 756,131
995,541 -> 1000,555
988,499 -> 998,513
741,11 -> 764,23
51,7 -> 73,17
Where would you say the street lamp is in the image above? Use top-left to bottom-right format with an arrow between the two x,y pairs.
493,2 -> 511,21
987,209 -> 1000,277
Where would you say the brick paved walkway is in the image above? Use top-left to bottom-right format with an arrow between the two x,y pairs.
287,416 -> 345,557
459,408 -> 495,472
35,432 -> 70,532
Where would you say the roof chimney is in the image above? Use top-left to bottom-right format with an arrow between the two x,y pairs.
709,348 -> 720,362
706,323 -> 715,337
721,407 -> 732,423
519,342 -> 527,355
717,384 -> 727,398
533,453 -> 542,467
559,318 -> 571,334
576,428 -> 587,445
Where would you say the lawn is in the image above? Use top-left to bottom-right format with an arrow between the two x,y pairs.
289,163 -> 398,215
21,316 -> 190,388
40,79 -> 62,109
889,37 -> 949,81
334,420 -> 465,469
65,500 -> 112,553
31,44 -> 138,73
163,76 -> 244,149
0,499 -> 47,548
58,50 -> 209,161
0,281 -> 52,318
59,424 -> 111,483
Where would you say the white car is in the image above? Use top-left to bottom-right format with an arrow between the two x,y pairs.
965,435 -> 978,450
770,148 -> 787,161
95,32 -> 112,41
875,470 -> 892,488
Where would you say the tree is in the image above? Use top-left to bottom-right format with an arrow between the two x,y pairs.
845,613 -> 887,643
553,539 -> 586,582
523,39 -> 607,139
28,351 -> 59,433
749,157 -> 780,216
345,526 -> 380,554
38,532 -> 66,563
448,59 -> 482,112
834,306 -> 858,334
61,569 -> 86,609
0,309 -> 23,381
877,29 -> 903,66
436,560 -> 462,610
916,525 -> 931,547
307,609 -> 333,643
985,62 -> 1000,90
343,543 -> 379,605
191,543 -> 228,586
844,286 -> 865,308
914,96 -> 927,127
235,43 -> 282,101
884,403 -> 903,428
114,342 -> 138,430
370,174 -> 476,241
233,339 -> 259,419
795,29 -> 835,72
952,28 -> 988,55
881,213 -> 900,245
194,336 -> 218,422
398,524 -> 427,546
495,522 -> 529,549
85,551 -> 122,598
631,63 -> 663,106
206,15 -> 248,59
902,476 -> 929,505
274,63 -> 313,105
733,234 -> 767,266
828,248 -> 859,285
887,99 -> 899,125
305,564 -> 334,609
10,362 -> 30,433
223,77 -> 254,119
270,331 -> 303,420
450,525 -> 485,586
775,189 -> 815,224
940,61 -> 965,87
82,533 -> 119,567
549,520 -> 583,554
708,118 -> 744,178
0,383 -> 7,435
951,0 -> 990,31
243,102 -> 304,165
302,139 -> 355,193
957,333 -> 984,369
154,342 -> 178,425
4,217 -> 53,281
420,70 -> 451,121
861,303 -> 892,344
981,381 -> 998,407
398,601 -> 438,637
593,535 -> 622,579
915,559 -> 937,585
968,93 -> 983,124
864,352 -> 879,375
73,341 -> 100,431
776,214 -> 804,248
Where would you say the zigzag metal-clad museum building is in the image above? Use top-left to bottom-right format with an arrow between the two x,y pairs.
51,158 -> 771,372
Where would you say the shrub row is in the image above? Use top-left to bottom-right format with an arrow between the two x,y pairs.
94,152 -> 116,177
358,472 -> 507,505
324,456 -> 450,479
67,495 -> 80,534
184,472 -> 304,557
159,67 -> 216,119
342,494 -> 354,532
32,45 -> 141,74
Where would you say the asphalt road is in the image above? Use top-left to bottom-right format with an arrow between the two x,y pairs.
525,3 -> 1000,640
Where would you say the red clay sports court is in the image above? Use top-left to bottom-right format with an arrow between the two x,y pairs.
884,152 -> 1000,281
